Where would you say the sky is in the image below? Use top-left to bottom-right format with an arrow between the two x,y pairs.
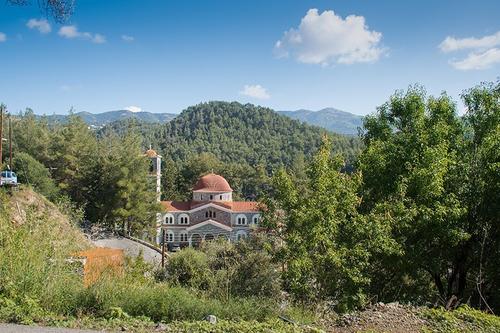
0,0 -> 499,116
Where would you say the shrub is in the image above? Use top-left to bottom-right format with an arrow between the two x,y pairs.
12,152 -> 60,200
197,238 -> 281,299
166,248 -> 210,289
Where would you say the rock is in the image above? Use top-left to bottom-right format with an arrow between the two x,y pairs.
155,322 -> 168,331
205,314 -> 217,324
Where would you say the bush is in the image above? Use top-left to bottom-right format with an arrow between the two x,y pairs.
167,248 -> 210,289
12,152 -> 60,200
197,237 -> 281,299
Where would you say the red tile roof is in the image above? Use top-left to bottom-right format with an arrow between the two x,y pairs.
161,201 -> 191,211
230,201 -> 260,212
193,173 -> 233,192
161,200 -> 261,212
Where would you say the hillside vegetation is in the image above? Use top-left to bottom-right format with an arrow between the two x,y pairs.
150,101 -> 362,199
1,81 -> 498,332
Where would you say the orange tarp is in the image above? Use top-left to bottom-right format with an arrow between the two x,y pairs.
76,247 -> 124,286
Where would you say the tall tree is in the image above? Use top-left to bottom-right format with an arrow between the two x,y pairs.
263,137 -> 395,311
98,132 -> 162,235
461,81 -> 500,311
358,85 -> 497,307
49,114 -> 98,207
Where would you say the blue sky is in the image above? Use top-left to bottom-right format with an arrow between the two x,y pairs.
0,0 -> 499,116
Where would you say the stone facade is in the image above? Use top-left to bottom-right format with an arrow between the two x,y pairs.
157,173 -> 261,247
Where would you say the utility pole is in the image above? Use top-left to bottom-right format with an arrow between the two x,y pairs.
0,104 -> 3,167
8,113 -> 12,169
161,229 -> 166,268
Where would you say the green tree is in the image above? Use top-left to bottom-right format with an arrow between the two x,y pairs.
12,152 -> 59,200
101,132 -> 162,235
49,114 -> 98,207
12,109 -> 52,166
264,137 -> 395,311
358,85 -> 480,307
461,81 -> 500,311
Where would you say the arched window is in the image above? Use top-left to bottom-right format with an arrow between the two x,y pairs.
191,234 -> 202,248
205,210 -> 216,219
180,232 -> 188,242
236,214 -> 247,225
166,231 -> 174,242
164,214 -> 174,225
236,230 -> 247,241
178,214 -> 189,225
252,214 -> 260,225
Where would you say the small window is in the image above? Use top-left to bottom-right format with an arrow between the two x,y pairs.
205,211 -> 209,218
180,233 -> 188,242
237,216 -> 247,225
213,211 -> 216,218
179,215 -> 189,224
210,195 -> 213,200
165,215 -> 174,224
220,195 -> 223,200
166,232 -> 174,242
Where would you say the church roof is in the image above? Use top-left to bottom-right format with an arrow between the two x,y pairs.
144,149 -> 159,158
161,200 -> 260,212
193,173 -> 233,192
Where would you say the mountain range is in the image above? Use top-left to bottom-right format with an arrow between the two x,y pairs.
41,107 -> 363,135
42,110 -> 177,127
278,108 -> 363,135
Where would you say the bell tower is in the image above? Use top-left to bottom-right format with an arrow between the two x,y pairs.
145,146 -> 161,202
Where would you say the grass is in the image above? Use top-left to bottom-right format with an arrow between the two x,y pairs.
0,189 -> 320,332
422,305 -> 500,333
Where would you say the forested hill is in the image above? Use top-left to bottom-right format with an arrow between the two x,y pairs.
130,101 -> 363,200
154,101 -> 362,168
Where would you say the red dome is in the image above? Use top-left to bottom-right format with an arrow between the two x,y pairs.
144,149 -> 158,157
193,173 -> 232,192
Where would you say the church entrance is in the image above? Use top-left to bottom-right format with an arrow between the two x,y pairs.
190,234 -> 202,248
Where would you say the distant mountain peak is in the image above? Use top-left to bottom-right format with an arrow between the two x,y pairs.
40,110 -> 178,127
278,108 -> 363,135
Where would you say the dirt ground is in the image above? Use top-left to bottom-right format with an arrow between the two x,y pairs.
325,302 -> 429,333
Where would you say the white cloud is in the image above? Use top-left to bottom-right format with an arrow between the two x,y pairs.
125,106 -> 142,113
239,84 -> 271,100
275,8 -> 386,66
58,25 -> 79,38
58,25 -> 106,43
91,33 -> 106,44
439,31 -> 500,52
27,18 -> 51,34
439,31 -> 500,70
0,32 -> 6,42
60,85 -> 71,92
121,35 -> 134,42
450,48 -> 500,70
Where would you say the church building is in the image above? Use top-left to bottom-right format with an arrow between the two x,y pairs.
146,149 -> 261,248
